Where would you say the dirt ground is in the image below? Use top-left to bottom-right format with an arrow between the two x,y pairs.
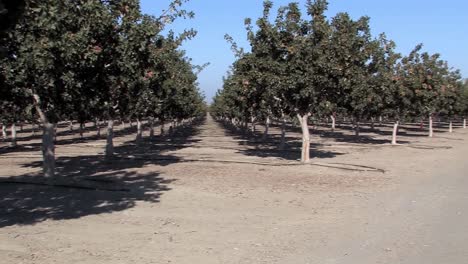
0,115 -> 467,264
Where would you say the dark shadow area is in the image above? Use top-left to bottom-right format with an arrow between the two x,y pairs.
0,171 -> 172,228
0,119 -> 196,155
0,117 -> 205,228
215,119 -> 343,161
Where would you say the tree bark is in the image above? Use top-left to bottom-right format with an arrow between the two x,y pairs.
449,120 -> 453,133
370,117 -> 375,130
33,93 -> 56,177
10,123 -> 17,147
391,121 -> 399,145
429,115 -> 434,137
250,115 -> 256,133
330,115 -> 336,132
42,122 -> 56,177
96,118 -> 101,137
136,118 -> 142,146
54,124 -> 58,143
464,118 -> 467,129
354,119 -> 360,137
105,120 -> 114,158
160,122 -> 165,135
262,116 -> 270,141
2,123 -> 7,139
69,120 -> 73,131
32,123 -> 36,136
298,114 -> 311,163
79,123 -> 84,138
149,118 -> 155,140
279,118 -> 286,150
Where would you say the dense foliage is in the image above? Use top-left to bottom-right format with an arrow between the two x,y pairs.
212,0 -> 467,163
0,0 -> 205,176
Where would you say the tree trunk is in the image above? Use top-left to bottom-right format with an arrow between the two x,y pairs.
10,123 -> 17,147
69,120 -> 73,131
298,114 -> 311,163
121,120 -> 126,130
79,123 -> 84,139
464,118 -> 467,129
160,122 -> 165,135
54,124 -> 58,143
96,118 -> 101,137
379,116 -> 383,126
391,121 -> 399,145
355,119 -> 360,137
371,117 -> 375,130
42,122 -> 56,177
330,115 -> 336,132
32,123 -> 36,136
250,115 -> 256,133
149,118 -> 155,140
33,93 -> 56,177
136,118 -> 142,145
449,120 -> 453,133
20,123 -> 23,132
279,118 -> 286,150
2,123 -> 7,139
262,116 -> 270,141
429,115 -> 434,138
105,120 -> 114,158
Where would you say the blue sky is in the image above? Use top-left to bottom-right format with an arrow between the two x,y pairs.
141,0 -> 468,102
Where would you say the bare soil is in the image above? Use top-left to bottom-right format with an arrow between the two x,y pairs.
1,115 -> 467,263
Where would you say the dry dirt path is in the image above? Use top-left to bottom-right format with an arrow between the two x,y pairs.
0,116 -> 467,263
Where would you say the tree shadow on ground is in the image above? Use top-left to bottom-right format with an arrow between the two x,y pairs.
0,118 -> 205,228
215,119 -> 343,161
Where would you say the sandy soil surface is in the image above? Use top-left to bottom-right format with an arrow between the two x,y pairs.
0,115 -> 467,264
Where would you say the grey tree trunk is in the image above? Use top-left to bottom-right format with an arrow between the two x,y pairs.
262,116 -> 270,141
355,119 -> 360,137
33,93 -> 56,177
149,119 -> 155,140
429,115 -> 434,138
160,122 -> 165,135
42,122 -> 56,177
298,114 -> 311,163
2,123 -> 7,139
279,118 -> 286,150
54,124 -> 58,142
464,118 -> 467,129
330,115 -> 336,132
32,123 -> 36,136
391,121 -> 399,145
250,115 -> 256,133
69,120 -> 73,131
105,120 -> 114,158
371,117 -> 375,130
10,123 -> 17,147
96,118 -> 101,137
136,119 -> 142,146
449,120 -> 453,133
79,123 -> 84,138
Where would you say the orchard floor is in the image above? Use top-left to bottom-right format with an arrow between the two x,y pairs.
0,115 -> 467,264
